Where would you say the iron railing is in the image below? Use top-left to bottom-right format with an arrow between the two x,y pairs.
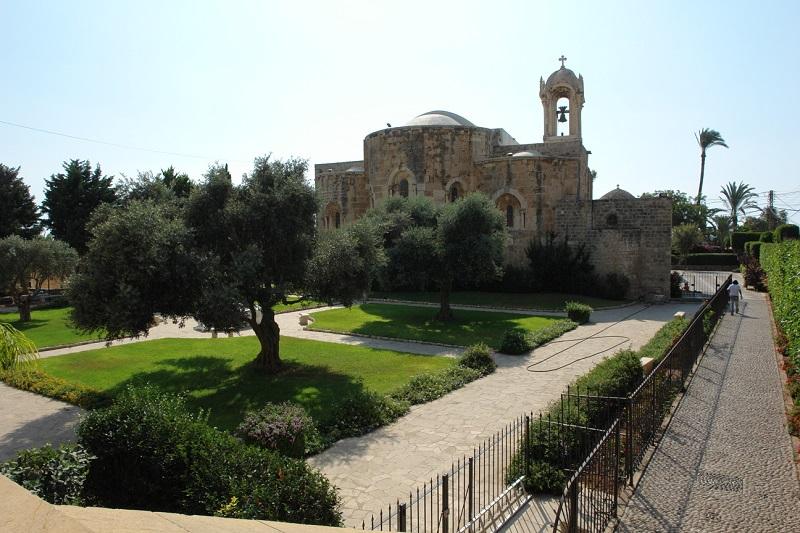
551,274 -> 731,532
674,269 -> 728,298
366,275 -> 731,533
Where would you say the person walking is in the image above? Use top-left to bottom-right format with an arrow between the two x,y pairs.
727,279 -> 742,315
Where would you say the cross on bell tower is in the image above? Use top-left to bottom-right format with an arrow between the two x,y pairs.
558,55 -> 567,68
539,58 -> 585,141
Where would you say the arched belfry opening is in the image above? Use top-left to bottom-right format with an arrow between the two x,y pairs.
540,55 -> 585,141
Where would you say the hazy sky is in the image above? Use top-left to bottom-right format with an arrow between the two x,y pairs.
2,0 -> 799,223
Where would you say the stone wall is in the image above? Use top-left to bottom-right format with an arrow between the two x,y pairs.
556,197 -> 672,299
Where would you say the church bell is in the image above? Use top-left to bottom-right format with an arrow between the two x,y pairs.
557,106 -> 569,123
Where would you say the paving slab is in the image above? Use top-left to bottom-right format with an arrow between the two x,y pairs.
617,289 -> 800,532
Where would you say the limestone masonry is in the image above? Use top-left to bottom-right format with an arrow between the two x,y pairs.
315,61 -> 671,299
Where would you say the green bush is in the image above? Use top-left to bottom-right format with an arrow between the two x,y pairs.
77,385 -> 341,525
750,242 -> 762,260
0,443 -> 93,505
774,224 -> 800,243
318,388 -> 409,442
236,402 -> 322,458
670,271 -> 683,298
565,301 -> 592,324
573,349 -> 643,398
528,320 -> 578,348
391,366 -> 482,405
759,231 -> 774,243
525,233 -> 595,294
637,317 -> 688,362
762,241 -> 800,369
741,255 -> 767,291
731,231 -> 762,253
458,343 -> 496,375
0,368 -> 111,409
684,253 -> 739,266
499,328 -> 532,354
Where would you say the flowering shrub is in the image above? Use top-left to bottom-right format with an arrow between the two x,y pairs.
236,402 -> 321,458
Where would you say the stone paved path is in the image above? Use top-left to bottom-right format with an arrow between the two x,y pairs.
617,289 -> 800,532
0,383 -> 82,462
307,302 -> 699,528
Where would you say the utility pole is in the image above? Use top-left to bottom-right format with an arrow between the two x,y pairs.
768,190 -> 776,230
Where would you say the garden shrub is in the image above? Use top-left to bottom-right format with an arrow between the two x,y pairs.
759,231 -> 774,243
528,320 -> 578,348
318,388 -> 409,442
762,241 -> 800,407
0,443 -> 93,505
740,255 -> 767,291
702,308 -> 717,336
236,402 -> 322,458
600,272 -> 630,300
391,366 -> 482,405
499,328 -> 532,355
565,301 -> 592,324
0,367 -> 111,409
573,349 -> 643,398
774,224 -> 799,242
458,342 -> 496,375
731,231 -> 762,253
684,253 -> 738,266
77,385 -> 341,525
525,232 -> 595,294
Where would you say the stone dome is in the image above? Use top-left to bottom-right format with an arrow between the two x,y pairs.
600,186 -> 636,200
405,110 -> 476,127
544,66 -> 582,90
511,150 -> 542,158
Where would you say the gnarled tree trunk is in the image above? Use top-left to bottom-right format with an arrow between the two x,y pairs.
251,308 -> 281,373
16,293 -> 32,322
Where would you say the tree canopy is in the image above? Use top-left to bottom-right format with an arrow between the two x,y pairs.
69,157 -> 379,374
641,190 -> 710,228
0,236 -> 78,321
720,180 -> 757,230
366,194 -> 506,320
695,128 -> 728,205
41,159 -> 116,252
0,164 -> 40,238
116,166 -> 193,205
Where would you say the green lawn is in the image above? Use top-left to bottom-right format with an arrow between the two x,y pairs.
369,291 -> 625,310
273,299 -> 325,314
309,303 -> 560,348
40,336 -> 452,430
0,307 -> 100,349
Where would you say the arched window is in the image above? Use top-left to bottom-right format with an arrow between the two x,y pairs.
495,193 -> 522,229
449,182 -> 463,202
399,179 -> 409,198
506,205 -> 514,228
335,212 -> 341,228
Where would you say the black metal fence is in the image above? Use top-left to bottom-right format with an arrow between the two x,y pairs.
551,274 -> 731,532
674,269 -> 728,298
365,275 -> 731,533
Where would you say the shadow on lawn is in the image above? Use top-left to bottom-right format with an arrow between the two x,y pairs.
104,355 -> 370,431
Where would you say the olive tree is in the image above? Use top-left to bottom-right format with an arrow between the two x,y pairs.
69,157 -> 379,374
0,236 -> 78,321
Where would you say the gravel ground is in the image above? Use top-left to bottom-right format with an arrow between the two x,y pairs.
617,290 -> 800,532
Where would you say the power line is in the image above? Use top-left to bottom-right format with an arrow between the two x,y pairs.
0,118 -> 249,164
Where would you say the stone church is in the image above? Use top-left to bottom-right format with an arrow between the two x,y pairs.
315,60 -> 671,299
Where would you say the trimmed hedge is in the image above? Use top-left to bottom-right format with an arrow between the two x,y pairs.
498,320 -> 579,355
637,317 -> 689,362
731,232 -> 762,253
565,301 -> 592,324
745,241 -> 763,260
762,241 -> 800,371
390,366 -> 482,404
0,368 -> 112,409
78,385 -> 342,525
774,224 -> 800,243
759,231 -> 774,243
458,343 -> 496,375
318,388 -> 409,443
683,253 -> 738,266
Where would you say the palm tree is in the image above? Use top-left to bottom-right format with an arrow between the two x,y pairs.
0,322 -> 38,370
695,128 -> 728,205
711,214 -> 733,248
720,181 -> 758,230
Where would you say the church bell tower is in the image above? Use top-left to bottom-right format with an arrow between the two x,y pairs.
540,55 -> 585,142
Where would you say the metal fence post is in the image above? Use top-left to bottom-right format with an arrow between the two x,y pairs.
626,398 -> 633,486
568,479 -> 578,533
614,422 -> 620,518
467,457 -> 474,523
524,415 -> 531,479
442,473 -> 449,533
397,503 -> 406,532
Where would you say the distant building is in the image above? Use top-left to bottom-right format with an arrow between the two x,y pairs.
315,60 -> 671,299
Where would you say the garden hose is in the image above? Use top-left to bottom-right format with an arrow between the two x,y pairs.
525,305 -> 651,373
